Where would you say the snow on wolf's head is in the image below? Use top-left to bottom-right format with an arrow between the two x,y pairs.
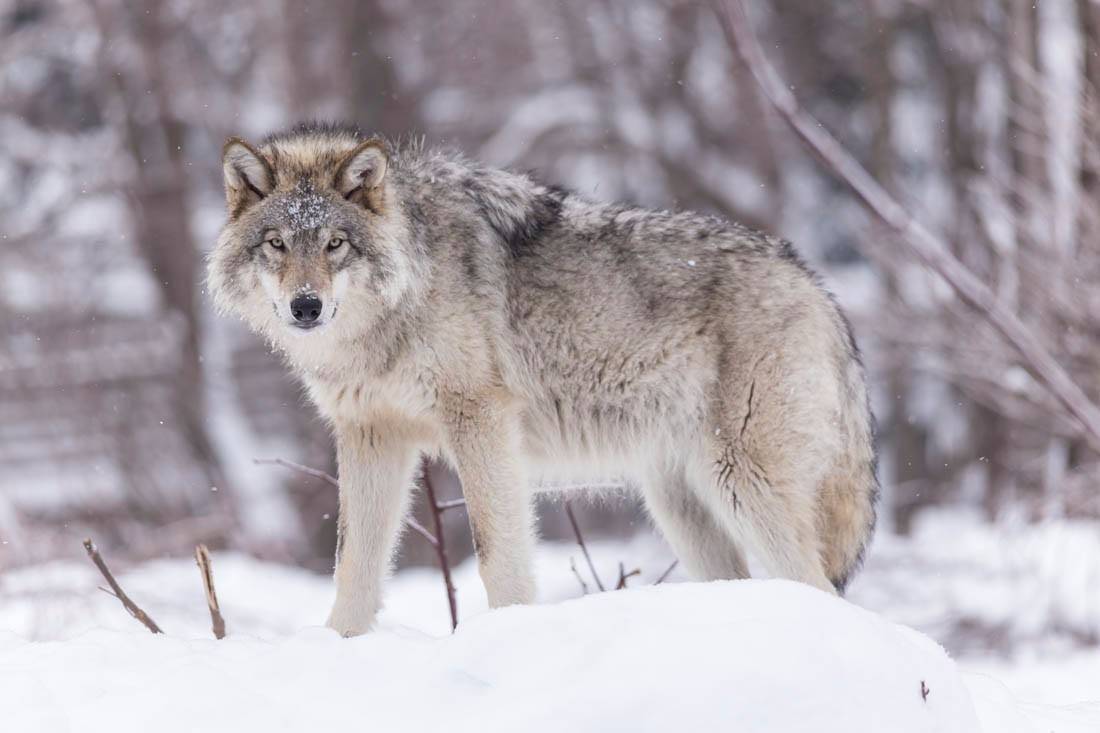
208,123 -> 414,345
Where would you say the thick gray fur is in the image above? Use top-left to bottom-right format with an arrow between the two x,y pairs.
209,122 -> 879,636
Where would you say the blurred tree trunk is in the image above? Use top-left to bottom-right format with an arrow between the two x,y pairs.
89,0 -> 235,535
936,1 -> 1015,520
1004,0 -> 1049,256
864,0 -> 928,534
1076,0 -> 1100,243
285,0 -> 418,134
989,0 -> 1046,518
338,0 -> 419,136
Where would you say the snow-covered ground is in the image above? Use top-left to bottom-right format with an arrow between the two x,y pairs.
4,579 -> 985,733
3,511 -> 1099,731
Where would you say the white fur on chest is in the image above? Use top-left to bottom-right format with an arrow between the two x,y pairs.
304,364 -> 437,426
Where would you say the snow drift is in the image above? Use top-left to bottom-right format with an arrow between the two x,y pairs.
2,579 -> 982,733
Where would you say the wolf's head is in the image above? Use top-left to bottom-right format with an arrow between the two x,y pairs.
208,124 -> 415,343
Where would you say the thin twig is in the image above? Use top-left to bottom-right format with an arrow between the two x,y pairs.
253,457 -> 338,486
422,459 -> 459,631
569,556 -> 590,594
615,562 -> 641,590
719,0 -> 1100,452
82,538 -> 163,634
405,517 -> 439,546
655,560 -> 679,585
564,500 -> 605,592
193,544 -> 226,639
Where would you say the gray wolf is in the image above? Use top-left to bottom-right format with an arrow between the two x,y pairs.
208,122 -> 878,636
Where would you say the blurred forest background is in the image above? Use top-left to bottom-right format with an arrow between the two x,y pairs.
2,0 -> 1100,640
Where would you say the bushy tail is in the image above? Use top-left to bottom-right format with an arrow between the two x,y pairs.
819,456 -> 879,594
818,361 -> 879,594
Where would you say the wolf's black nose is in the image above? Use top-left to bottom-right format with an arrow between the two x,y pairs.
290,294 -> 323,324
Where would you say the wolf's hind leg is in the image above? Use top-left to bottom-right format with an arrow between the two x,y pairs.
689,440 -> 836,594
641,464 -> 750,581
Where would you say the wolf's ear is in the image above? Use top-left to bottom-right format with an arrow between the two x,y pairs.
335,139 -> 388,199
222,138 -> 273,213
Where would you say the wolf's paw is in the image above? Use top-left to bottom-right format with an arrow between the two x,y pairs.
326,604 -> 375,638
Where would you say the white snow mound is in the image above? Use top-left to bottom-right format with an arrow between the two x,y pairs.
2,579 -> 981,733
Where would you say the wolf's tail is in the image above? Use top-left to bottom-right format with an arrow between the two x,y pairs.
817,351 -> 879,594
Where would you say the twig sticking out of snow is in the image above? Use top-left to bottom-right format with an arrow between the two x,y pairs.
615,562 -> 641,590
194,544 -> 226,639
655,560 -> 679,585
569,557 -> 590,594
564,500 -> 606,592
563,501 -> 675,592
421,460 -> 459,631
82,538 -> 163,634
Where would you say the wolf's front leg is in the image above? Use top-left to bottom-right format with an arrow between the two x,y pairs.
444,396 -> 536,608
326,421 -> 420,637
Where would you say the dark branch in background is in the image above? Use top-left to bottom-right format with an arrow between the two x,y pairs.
718,0 -> 1100,453
420,459 -> 459,631
194,544 -> 226,639
253,457 -> 339,487
82,538 -> 163,634
564,499 -> 606,592
255,456 -> 461,631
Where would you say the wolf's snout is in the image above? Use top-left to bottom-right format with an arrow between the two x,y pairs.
290,294 -> 323,325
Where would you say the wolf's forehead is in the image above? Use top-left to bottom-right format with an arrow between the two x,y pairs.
272,184 -> 336,233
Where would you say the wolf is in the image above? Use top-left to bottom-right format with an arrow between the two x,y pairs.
208,122 -> 878,636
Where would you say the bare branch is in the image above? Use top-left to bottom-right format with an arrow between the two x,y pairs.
569,556 -> 590,594
615,562 -> 641,590
82,538 -> 163,634
253,457 -> 338,487
422,460 -> 459,631
718,0 -> 1100,453
405,517 -> 439,547
193,544 -> 226,639
655,560 -> 679,585
564,500 -> 605,592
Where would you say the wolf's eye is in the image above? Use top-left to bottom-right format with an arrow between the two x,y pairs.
327,236 -> 347,251
265,236 -> 284,250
